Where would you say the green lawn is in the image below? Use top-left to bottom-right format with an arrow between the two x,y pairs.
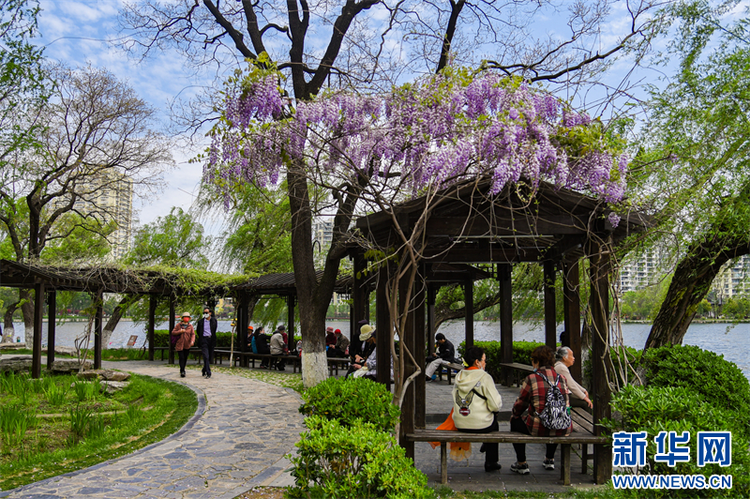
0,370 -> 197,491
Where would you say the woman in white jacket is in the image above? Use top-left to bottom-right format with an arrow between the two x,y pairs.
452,346 -> 503,472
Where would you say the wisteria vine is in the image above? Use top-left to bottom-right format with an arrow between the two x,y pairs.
204,66 -> 628,218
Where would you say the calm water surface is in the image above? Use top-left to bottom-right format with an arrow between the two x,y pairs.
8,319 -> 749,379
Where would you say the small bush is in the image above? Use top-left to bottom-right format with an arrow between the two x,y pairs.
288,416 -> 433,499
299,377 -> 400,432
603,385 -> 750,498
643,345 -> 750,438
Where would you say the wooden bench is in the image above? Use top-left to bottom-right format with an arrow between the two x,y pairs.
406,408 -> 607,485
498,362 -> 534,386
436,362 -> 464,384
153,346 -> 201,362
229,352 -> 302,373
327,357 -> 350,376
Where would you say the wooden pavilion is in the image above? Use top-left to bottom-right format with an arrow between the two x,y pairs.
348,178 -> 650,483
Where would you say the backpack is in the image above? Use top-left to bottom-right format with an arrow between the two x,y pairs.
534,371 -> 571,430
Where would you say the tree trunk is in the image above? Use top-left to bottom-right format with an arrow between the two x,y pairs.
102,295 -> 134,347
19,289 -> 33,346
645,232 -> 750,351
2,299 -> 19,343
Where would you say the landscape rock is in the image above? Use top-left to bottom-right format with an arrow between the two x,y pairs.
0,343 -> 28,351
49,358 -> 93,373
42,346 -> 78,356
100,380 -> 129,394
76,369 -> 131,381
0,355 -> 32,373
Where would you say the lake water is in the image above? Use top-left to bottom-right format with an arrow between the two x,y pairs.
7,319 -> 749,379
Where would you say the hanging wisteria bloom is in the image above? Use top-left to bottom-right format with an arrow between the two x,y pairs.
203,63 -> 629,212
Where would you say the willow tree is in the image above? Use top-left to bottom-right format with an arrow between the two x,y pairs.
633,2 -> 750,349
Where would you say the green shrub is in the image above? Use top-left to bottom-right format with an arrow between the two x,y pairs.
603,385 -> 750,498
288,416 -> 433,499
458,340 -> 546,382
299,377 -> 400,432
643,345 -> 750,438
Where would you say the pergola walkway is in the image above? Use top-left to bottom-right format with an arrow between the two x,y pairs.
0,361 -> 303,499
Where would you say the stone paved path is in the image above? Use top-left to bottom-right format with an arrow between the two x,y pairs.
1,361 -> 304,499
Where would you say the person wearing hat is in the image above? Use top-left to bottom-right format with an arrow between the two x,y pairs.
350,327 -> 393,380
247,325 -> 255,350
270,325 -> 287,371
325,326 -> 336,353
330,328 -> 350,358
172,312 -> 195,378
196,306 -> 218,379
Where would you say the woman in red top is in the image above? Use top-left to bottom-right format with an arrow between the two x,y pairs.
509,345 -> 571,474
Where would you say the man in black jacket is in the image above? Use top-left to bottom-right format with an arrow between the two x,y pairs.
196,306 -> 218,379
425,333 -> 458,381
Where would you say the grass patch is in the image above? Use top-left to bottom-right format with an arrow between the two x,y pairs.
97,348 -> 150,361
0,371 -> 197,491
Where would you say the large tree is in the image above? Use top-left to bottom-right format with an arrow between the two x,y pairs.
121,0 -> 661,386
631,1 -> 750,349
0,65 -> 172,344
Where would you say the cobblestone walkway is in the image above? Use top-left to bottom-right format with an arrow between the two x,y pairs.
1,361 -> 304,499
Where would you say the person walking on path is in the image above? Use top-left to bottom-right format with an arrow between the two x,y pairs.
270,326 -> 287,371
197,306 -> 218,379
510,345 -> 571,475
554,346 -> 592,409
172,312 -> 195,378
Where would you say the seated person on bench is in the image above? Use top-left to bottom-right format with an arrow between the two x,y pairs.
554,346 -> 592,410
425,333 -> 459,382
254,327 -> 271,368
329,329 -> 349,358
509,345 -> 571,475
270,326 -> 288,371
350,328 -> 392,380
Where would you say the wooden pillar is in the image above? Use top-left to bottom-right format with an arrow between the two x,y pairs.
47,290 -> 56,368
32,283 -> 45,379
563,259 -> 582,381
399,272 -> 415,459
168,297 -> 176,365
427,283 -> 437,357
94,289 -> 103,370
148,295 -> 157,362
590,241 -> 612,483
464,277 -> 474,349
498,263 -> 513,385
351,253 -> 368,357
375,268 -> 390,390
287,295 -> 295,345
414,271 -> 426,430
544,260 -> 557,349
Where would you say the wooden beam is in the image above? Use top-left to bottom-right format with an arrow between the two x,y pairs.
94,289 -> 103,370
498,263 -> 513,386
563,260 -> 582,381
464,278 -> 474,349
414,268 -> 426,429
47,290 -> 56,368
589,241 -> 613,483
148,295 -> 157,362
376,268 -> 390,389
424,244 -> 545,263
427,282 -> 437,357
425,215 -> 588,237
287,295 -> 295,344
32,283 -> 44,379
544,261 -> 557,349
399,272 -> 415,459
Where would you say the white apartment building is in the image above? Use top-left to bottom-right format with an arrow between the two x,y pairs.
618,249 -> 664,293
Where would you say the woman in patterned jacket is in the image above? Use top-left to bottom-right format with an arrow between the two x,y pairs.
509,345 -> 571,475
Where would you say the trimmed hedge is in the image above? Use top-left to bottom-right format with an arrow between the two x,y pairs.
151,330 -> 300,349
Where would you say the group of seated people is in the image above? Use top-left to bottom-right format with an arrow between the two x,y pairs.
444,342 -> 591,474
246,324 -> 291,371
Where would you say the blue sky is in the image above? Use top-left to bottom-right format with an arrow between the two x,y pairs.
33,0 -> 750,232
37,0 -> 211,227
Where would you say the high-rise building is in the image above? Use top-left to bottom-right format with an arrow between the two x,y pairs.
618,248 -> 665,293
312,219 -> 334,247
713,255 -> 750,299
51,169 -> 134,260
